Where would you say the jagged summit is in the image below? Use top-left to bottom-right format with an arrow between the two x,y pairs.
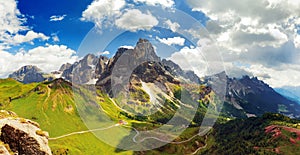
9,65 -> 44,84
60,53 -> 108,84
224,75 -> 300,118
137,38 -> 150,44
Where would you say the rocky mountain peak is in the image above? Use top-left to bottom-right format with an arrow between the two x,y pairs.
59,63 -> 72,72
225,74 -> 300,118
9,65 -> 45,84
134,38 -> 160,62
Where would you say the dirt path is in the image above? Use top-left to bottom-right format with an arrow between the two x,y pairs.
44,86 -> 51,103
49,124 -> 119,140
49,124 -> 211,154
190,134 -> 209,155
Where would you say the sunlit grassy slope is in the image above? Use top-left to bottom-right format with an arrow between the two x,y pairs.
0,78 -> 132,155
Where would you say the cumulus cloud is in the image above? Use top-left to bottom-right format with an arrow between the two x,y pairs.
50,15 -> 67,21
164,20 -> 180,32
115,9 -> 158,31
156,37 -> 185,46
242,64 -> 300,88
81,0 -> 162,32
0,0 -> 49,49
81,0 -> 125,29
167,46 -> 208,77
0,45 -> 78,78
133,0 -> 174,8
11,31 -> 49,45
186,0 -> 300,87
0,0 -> 26,35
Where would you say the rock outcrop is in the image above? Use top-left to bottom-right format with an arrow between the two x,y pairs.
0,110 -> 51,155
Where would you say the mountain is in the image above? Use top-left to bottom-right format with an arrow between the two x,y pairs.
9,65 -> 45,84
57,39 -> 300,119
275,87 -> 300,104
223,75 -> 300,118
161,59 -> 200,83
60,54 -> 108,84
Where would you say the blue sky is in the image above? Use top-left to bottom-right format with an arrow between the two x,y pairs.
0,0 -> 300,88
11,0 -> 206,54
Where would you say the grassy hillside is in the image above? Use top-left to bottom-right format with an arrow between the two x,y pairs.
0,78 -> 132,155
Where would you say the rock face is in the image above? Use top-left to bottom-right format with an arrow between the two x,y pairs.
59,63 -> 72,72
96,39 -> 183,96
162,59 -> 200,83
1,124 -> 48,155
9,65 -> 45,84
61,54 -> 108,84
0,111 -> 51,155
223,75 -> 300,118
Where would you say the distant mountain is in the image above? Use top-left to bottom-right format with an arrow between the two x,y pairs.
222,75 -> 300,118
275,87 -> 300,104
9,65 -> 45,84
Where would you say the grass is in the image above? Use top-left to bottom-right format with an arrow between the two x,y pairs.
0,78 -> 133,154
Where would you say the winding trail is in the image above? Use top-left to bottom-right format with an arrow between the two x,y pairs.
190,134 -> 209,155
49,124 -> 211,154
49,124 -> 119,140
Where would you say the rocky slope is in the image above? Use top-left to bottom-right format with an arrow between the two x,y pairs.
0,110 -> 51,155
61,54 -> 108,84
9,65 -> 45,84
96,39 -> 198,95
222,75 -> 300,118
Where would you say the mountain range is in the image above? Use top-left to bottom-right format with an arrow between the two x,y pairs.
3,39 -> 300,154
9,39 -> 300,119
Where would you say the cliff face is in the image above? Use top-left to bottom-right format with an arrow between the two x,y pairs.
8,65 -> 45,84
0,111 -> 51,155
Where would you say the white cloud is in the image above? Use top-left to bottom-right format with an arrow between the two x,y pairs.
167,46 -> 207,77
119,45 -> 134,49
50,15 -> 67,21
0,0 -> 26,34
115,9 -> 158,32
81,0 -> 126,29
51,33 -> 60,42
186,0 -> 300,87
96,51 -> 110,56
0,0 -> 49,49
164,20 -> 180,32
242,64 -> 300,87
156,36 -> 185,46
0,45 -> 78,78
133,0 -> 174,8
11,31 -> 49,45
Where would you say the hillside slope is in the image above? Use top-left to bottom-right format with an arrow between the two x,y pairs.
0,78 -> 132,155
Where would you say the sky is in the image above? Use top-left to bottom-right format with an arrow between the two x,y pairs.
0,0 -> 299,88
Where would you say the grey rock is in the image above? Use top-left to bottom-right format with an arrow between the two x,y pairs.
9,65 -> 45,84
